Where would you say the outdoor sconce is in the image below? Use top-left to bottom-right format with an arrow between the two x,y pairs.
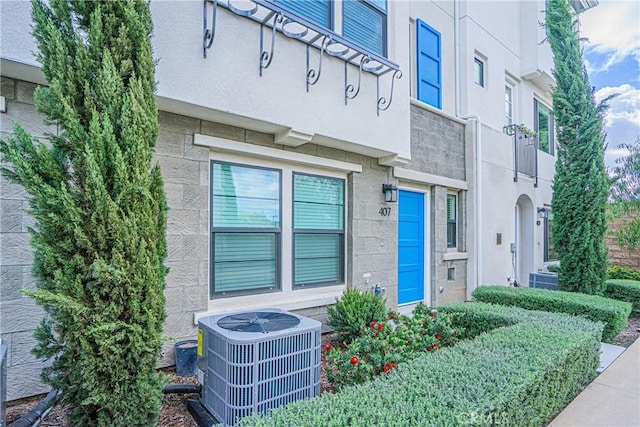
537,207 -> 549,225
382,184 -> 398,203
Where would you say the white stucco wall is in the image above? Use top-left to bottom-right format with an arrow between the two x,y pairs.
1,0 -> 412,161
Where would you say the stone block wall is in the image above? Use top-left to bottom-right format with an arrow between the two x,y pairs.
406,105 -> 468,305
1,77 -> 57,400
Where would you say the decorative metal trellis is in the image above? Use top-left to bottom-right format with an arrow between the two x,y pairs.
203,0 -> 402,115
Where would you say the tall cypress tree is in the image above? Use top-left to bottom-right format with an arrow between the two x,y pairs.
546,0 -> 609,294
0,1 -> 167,424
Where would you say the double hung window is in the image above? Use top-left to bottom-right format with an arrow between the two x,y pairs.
211,163 -> 281,296
211,161 -> 345,297
293,174 -> 345,287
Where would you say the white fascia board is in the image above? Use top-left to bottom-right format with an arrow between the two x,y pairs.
394,167 -> 468,190
194,134 -> 363,173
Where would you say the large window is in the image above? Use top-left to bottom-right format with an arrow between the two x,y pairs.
211,162 -> 281,296
211,161 -> 345,297
535,99 -> 554,155
293,174 -> 345,287
416,19 -> 441,109
447,193 -> 457,249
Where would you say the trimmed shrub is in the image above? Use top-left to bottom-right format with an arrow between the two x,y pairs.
236,303 -> 601,427
326,288 -> 388,343
605,280 -> 640,312
472,285 -> 631,342
607,266 -> 640,281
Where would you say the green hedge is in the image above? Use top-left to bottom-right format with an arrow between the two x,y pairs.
472,285 -> 631,342
605,279 -> 640,312
607,266 -> 640,281
234,303 -> 601,427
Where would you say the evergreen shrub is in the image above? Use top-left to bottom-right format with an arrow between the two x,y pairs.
0,1 -> 167,424
236,303 -> 601,427
326,288 -> 388,343
472,285 -> 631,342
607,266 -> 640,281
605,280 -> 640,312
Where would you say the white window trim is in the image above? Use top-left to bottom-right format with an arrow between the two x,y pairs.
505,83 -> 514,126
194,134 -> 362,173
195,135 -> 355,321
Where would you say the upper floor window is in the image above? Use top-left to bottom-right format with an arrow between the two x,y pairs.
534,99 -> 554,155
505,85 -> 513,125
343,0 -> 387,56
474,57 -> 485,87
275,0 -> 387,57
416,19 -> 441,109
276,0 -> 332,28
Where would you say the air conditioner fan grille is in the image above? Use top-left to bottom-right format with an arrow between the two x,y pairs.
217,311 -> 301,333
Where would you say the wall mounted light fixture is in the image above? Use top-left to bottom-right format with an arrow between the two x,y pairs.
537,207 -> 549,225
382,184 -> 398,203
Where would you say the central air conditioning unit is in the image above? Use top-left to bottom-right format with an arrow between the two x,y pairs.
197,309 -> 321,426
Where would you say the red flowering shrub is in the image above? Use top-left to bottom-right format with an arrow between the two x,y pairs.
325,302 -> 459,388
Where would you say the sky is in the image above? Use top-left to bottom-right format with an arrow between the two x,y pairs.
579,0 -> 640,168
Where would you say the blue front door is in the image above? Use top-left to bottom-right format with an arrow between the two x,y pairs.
398,190 -> 425,305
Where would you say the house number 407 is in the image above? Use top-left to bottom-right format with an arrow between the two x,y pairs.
379,207 -> 391,217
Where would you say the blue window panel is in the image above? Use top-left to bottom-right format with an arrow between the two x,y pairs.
417,19 -> 441,109
343,0 -> 386,56
276,0 -> 331,28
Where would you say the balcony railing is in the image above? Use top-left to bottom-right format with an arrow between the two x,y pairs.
504,124 -> 538,187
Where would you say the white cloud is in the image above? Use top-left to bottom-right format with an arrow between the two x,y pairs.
579,0 -> 640,73
594,84 -> 640,166
595,84 -> 640,128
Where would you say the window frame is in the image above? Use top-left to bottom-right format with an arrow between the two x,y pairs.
210,158 -> 347,299
446,193 -> 458,249
534,99 -> 554,155
543,209 -> 557,262
274,0 -> 334,30
292,172 -> 345,289
210,161 -> 283,298
342,0 -> 388,57
505,84 -> 514,125
474,57 -> 485,87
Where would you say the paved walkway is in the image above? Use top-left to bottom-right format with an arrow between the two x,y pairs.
550,338 -> 640,427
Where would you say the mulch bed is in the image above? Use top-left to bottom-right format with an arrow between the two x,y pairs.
6,321 -> 639,426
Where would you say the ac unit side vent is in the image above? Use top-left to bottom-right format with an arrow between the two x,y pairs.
198,309 -> 321,426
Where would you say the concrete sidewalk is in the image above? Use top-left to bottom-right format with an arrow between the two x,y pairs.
550,338 -> 640,427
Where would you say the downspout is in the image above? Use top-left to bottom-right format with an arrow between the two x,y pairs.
455,0 -> 482,298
